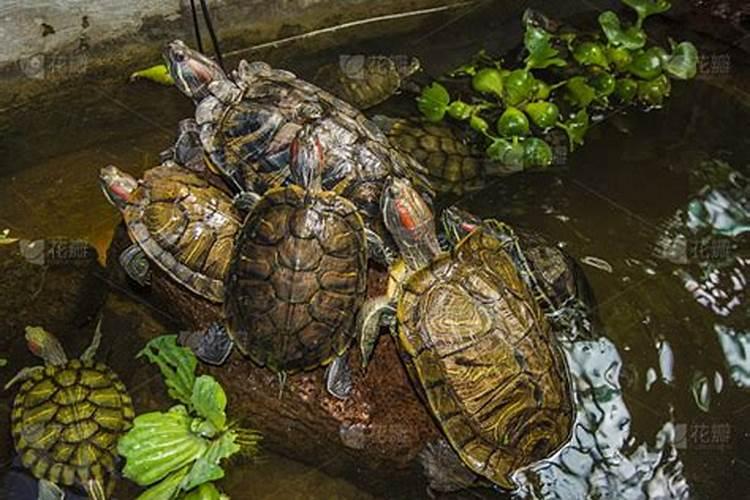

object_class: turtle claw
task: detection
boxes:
[119,244,151,287]
[232,191,261,213]
[179,323,233,365]
[325,353,353,400]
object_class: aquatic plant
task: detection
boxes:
[118,335,261,500]
[0,358,6,367]
[130,64,175,86]
[417,0,698,169]
[0,228,18,245]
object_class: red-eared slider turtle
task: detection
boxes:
[164,40,431,237]
[184,128,385,399]
[313,55,421,109]
[357,178,573,489]
[5,325,134,500]
[100,162,242,303]
[441,206,599,339]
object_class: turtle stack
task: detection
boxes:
[97,41,599,493]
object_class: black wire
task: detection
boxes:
[189,0,204,53]
[199,0,226,71]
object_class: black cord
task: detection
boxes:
[189,0,204,53]
[199,0,226,71]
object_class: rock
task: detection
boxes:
[106,224,489,499]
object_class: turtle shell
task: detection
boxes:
[10,358,134,495]
[396,228,573,489]
[123,163,241,302]
[382,118,488,196]
[224,184,368,373]
[313,56,413,110]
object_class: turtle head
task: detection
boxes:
[99,165,138,211]
[381,177,440,270]
[25,326,67,365]
[441,206,482,245]
[165,40,227,102]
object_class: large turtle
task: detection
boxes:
[441,206,599,339]
[5,325,134,500]
[185,127,383,399]
[100,162,242,303]
[357,178,574,489]
[164,40,431,239]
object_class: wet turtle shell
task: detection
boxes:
[396,228,573,489]
[10,359,134,496]
[122,163,241,302]
[224,184,368,373]
[313,55,421,109]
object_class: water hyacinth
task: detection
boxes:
[416,0,697,169]
[118,336,261,499]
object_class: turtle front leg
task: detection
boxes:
[4,366,44,390]
[232,191,262,213]
[357,296,396,368]
[179,323,234,365]
[325,351,354,400]
[37,479,65,500]
[80,318,103,363]
[119,244,151,287]
[364,228,396,266]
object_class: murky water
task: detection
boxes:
[1,0,749,498]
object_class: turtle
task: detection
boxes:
[164,40,432,237]
[312,54,421,110]
[5,325,134,500]
[440,206,600,340]
[184,127,384,399]
[357,177,574,489]
[100,162,242,303]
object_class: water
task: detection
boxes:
[1,0,749,498]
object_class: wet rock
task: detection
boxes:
[106,224,448,498]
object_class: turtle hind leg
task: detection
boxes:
[37,479,64,500]
[4,366,44,390]
[179,323,234,365]
[357,296,395,368]
[325,351,354,400]
[119,244,151,287]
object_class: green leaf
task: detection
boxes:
[524,101,560,129]
[559,109,590,150]
[573,42,609,68]
[472,68,505,97]
[524,25,567,69]
[469,114,489,134]
[607,46,634,72]
[663,41,698,80]
[622,0,671,26]
[486,138,524,169]
[614,78,639,103]
[627,47,665,80]
[503,69,537,106]
[417,83,450,122]
[138,335,197,405]
[589,72,617,97]
[118,406,209,486]
[565,77,596,108]
[523,138,554,167]
[496,107,530,137]
[182,457,225,492]
[637,74,671,106]
[598,11,646,49]
[183,483,224,500]
[0,358,6,367]
[447,101,473,120]
[130,64,176,86]
[136,465,190,500]
[191,375,228,433]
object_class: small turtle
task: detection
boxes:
[185,127,385,399]
[164,40,431,234]
[357,178,573,489]
[100,162,242,303]
[5,325,134,500]
[313,55,421,109]
[441,206,599,339]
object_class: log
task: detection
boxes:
[105,224,500,499]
